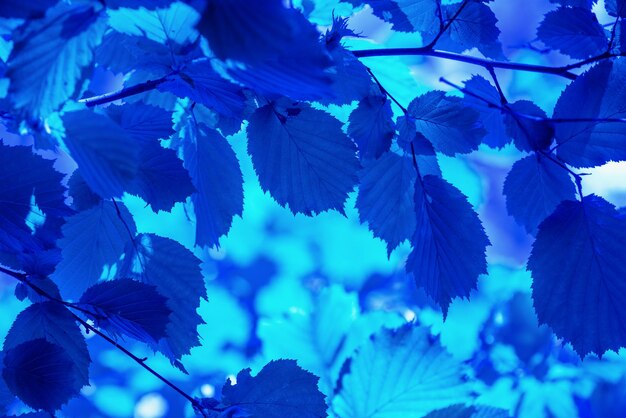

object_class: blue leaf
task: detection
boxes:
[463,75,509,149]
[2,339,78,413]
[79,279,172,345]
[356,152,417,255]
[0,0,58,18]
[247,102,360,215]
[258,285,404,395]
[503,155,576,234]
[67,171,101,211]
[396,116,443,177]
[551,0,597,8]
[332,324,473,417]
[606,0,626,17]
[51,201,136,300]
[322,48,373,105]
[63,110,140,199]
[348,95,395,159]
[0,353,13,415]
[118,233,206,369]
[436,1,505,59]
[182,124,243,247]
[4,302,90,394]
[0,143,71,267]
[343,0,438,34]
[157,60,246,120]
[406,175,489,316]
[95,32,172,76]
[553,59,626,168]
[537,7,607,59]
[408,91,485,155]
[218,359,327,418]
[504,100,553,152]
[424,405,511,418]
[7,4,105,118]
[198,0,334,99]
[108,102,174,143]
[528,195,626,356]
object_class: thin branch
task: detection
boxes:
[425,0,470,49]
[78,76,170,107]
[486,66,507,104]
[365,67,408,114]
[0,264,209,417]
[351,48,624,80]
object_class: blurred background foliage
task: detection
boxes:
[2,0,626,417]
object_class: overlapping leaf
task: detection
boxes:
[347,94,395,160]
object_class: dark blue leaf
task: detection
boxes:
[2,339,77,413]
[158,61,246,120]
[63,110,140,199]
[7,4,105,118]
[553,59,626,168]
[182,124,243,247]
[408,91,485,155]
[51,201,136,300]
[406,175,490,316]
[436,1,505,59]
[218,359,327,418]
[0,144,71,267]
[0,353,13,414]
[4,302,90,394]
[79,279,172,345]
[332,324,472,417]
[67,171,101,211]
[348,95,395,160]
[0,0,58,18]
[503,154,576,234]
[356,152,417,255]
[118,233,206,369]
[463,75,509,149]
[606,0,626,17]
[528,195,626,356]
[395,116,443,177]
[504,100,553,152]
[322,48,373,105]
[247,102,360,215]
[537,7,607,59]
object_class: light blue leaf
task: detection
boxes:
[51,201,136,300]
[503,154,576,234]
[356,152,417,255]
[528,195,626,356]
[247,102,360,215]
[408,91,485,156]
[63,110,140,199]
[7,4,105,118]
[553,59,626,167]
[406,175,489,316]
[332,324,473,418]
[183,124,243,247]
[537,7,607,59]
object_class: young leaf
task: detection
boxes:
[408,91,485,155]
[183,125,243,247]
[606,0,626,17]
[356,152,417,255]
[7,4,105,118]
[247,102,360,215]
[332,324,473,418]
[4,302,90,394]
[537,7,608,59]
[63,110,140,199]
[436,1,505,59]
[504,100,553,152]
[51,201,136,300]
[528,195,626,356]
[79,279,172,345]
[347,95,395,160]
[463,76,509,149]
[503,155,576,234]
[2,339,77,413]
[553,59,626,168]
[217,360,327,418]
[118,233,206,368]
[406,175,490,316]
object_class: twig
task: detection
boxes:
[78,76,170,107]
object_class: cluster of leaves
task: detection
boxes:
[0,0,626,416]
